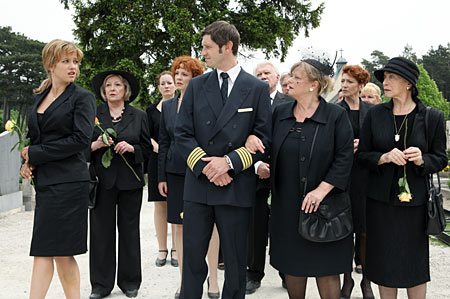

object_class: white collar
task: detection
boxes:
[217,63,241,83]
[270,90,278,100]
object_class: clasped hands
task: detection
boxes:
[202,156,232,187]
[381,146,424,166]
[93,135,134,154]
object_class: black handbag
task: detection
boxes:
[298,124,353,243]
[426,173,445,235]
[88,163,98,210]
[424,107,446,235]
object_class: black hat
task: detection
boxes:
[91,70,140,102]
[374,57,419,87]
[303,58,334,77]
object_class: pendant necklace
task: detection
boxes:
[393,114,408,142]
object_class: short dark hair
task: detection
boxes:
[201,21,240,56]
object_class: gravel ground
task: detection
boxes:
[1,187,449,299]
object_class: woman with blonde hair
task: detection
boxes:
[146,71,178,267]
[361,82,382,105]
[20,39,96,299]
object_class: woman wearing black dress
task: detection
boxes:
[89,70,152,299]
[247,59,354,298]
[337,65,374,299]
[20,39,96,299]
[146,71,178,267]
[357,57,447,299]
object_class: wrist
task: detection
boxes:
[224,155,232,170]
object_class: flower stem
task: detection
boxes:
[119,153,141,182]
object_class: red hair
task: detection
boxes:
[171,56,205,78]
[343,65,370,85]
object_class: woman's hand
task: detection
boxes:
[21,146,29,163]
[158,182,168,197]
[151,139,159,153]
[245,134,264,154]
[114,141,134,155]
[353,139,359,153]
[379,148,407,166]
[91,135,113,151]
[20,163,35,179]
[404,146,424,166]
[257,162,270,179]
[302,188,327,214]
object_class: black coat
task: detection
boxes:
[158,96,187,181]
[175,68,272,207]
[28,83,96,186]
[357,99,447,206]
[271,98,354,198]
[91,103,152,190]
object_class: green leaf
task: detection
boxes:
[101,133,109,145]
[10,141,20,152]
[101,148,113,168]
[106,128,117,138]
[398,177,405,187]
[405,181,411,194]
[24,138,31,147]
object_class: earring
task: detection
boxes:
[406,86,410,90]
[309,87,314,92]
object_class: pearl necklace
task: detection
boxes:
[111,106,125,121]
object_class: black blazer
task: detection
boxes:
[271,98,354,199]
[158,96,187,181]
[357,99,447,206]
[337,98,373,131]
[91,103,152,190]
[272,91,294,112]
[27,83,96,186]
[175,68,272,207]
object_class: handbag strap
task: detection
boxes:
[424,106,441,195]
[302,123,320,198]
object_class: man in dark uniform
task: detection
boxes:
[246,61,293,294]
[175,21,272,299]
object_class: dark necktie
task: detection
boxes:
[220,72,229,105]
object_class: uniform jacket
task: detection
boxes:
[91,103,152,190]
[27,83,96,186]
[158,96,187,181]
[175,68,272,207]
[357,99,447,206]
[271,98,354,199]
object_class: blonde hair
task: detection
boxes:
[100,74,132,102]
[361,82,381,99]
[291,61,334,95]
[33,39,83,94]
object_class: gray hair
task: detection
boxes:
[254,61,279,76]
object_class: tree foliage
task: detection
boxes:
[422,43,450,101]
[0,27,46,132]
[416,63,449,119]
[361,50,389,91]
[59,0,324,107]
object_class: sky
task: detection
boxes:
[1,0,449,76]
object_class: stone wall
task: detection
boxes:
[0,131,23,215]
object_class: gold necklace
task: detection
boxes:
[394,114,408,142]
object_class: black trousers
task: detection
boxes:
[89,183,143,295]
[247,188,285,283]
[181,201,251,299]
[246,188,270,281]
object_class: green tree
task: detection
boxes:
[401,44,419,63]
[60,0,325,107]
[422,43,450,101]
[361,50,390,90]
[0,27,46,132]
[416,63,449,119]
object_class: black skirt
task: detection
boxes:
[147,153,166,202]
[30,181,88,256]
[166,173,185,224]
[365,197,430,288]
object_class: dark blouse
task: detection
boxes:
[146,103,161,142]
[349,110,360,139]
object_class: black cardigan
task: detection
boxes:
[357,98,447,206]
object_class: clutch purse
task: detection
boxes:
[426,173,445,236]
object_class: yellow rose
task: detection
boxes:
[180,212,184,219]
[398,192,412,203]
[4,120,15,132]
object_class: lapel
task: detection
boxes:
[116,104,135,136]
[29,89,50,143]
[408,100,426,148]
[272,92,282,111]
[380,100,397,150]
[42,83,76,120]
[209,69,251,139]
[97,104,114,130]
[359,100,373,129]
[204,70,223,119]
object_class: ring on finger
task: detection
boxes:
[311,201,315,206]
